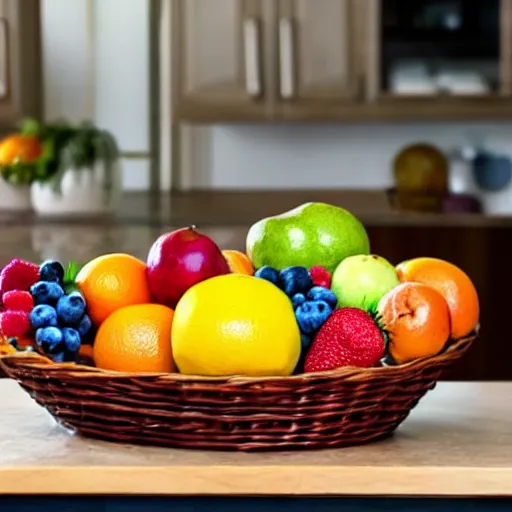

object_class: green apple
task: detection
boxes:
[246,202,370,274]
[331,254,399,311]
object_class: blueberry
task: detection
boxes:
[291,293,306,309]
[29,304,58,329]
[295,300,333,334]
[278,266,313,297]
[51,352,66,363]
[35,326,63,354]
[62,327,81,354]
[301,333,313,351]
[77,314,92,337]
[254,266,279,285]
[30,281,64,305]
[307,286,338,308]
[56,292,86,325]
[39,260,65,283]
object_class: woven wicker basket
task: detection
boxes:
[0,333,475,452]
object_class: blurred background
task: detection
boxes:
[0,0,510,380]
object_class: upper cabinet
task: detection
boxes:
[0,0,42,131]
[276,0,359,120]
[171,0,512,122]
[172,0,275,121]
[360,0,512,119]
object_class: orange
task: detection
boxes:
[94,304,175,373]
[0,134,42,165]
[396,257,479,339]
[78,344,94,365]
[378,282,451,364]
[222,250,254,275]
[75,253,152,326]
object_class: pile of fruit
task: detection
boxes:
[0,202,479,377]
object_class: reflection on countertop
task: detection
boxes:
[0,190,512,229]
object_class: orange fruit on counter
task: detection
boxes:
[75,253,152,326]
[378,282,451,364]
[94,304,175,373]
[0,134,42,165]
[222,250,254,275]
[396,257,479,339]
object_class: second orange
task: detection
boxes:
[396,257,479,339]
[75,253,152,326]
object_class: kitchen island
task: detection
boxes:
[0,379,511,510]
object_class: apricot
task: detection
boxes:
[378,282,451,364]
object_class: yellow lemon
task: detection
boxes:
[171,274,301,377]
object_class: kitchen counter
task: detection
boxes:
[2,191,512,228]
[1,379,511,498]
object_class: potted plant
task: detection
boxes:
[0,131,44,211]
[25,119,122,217]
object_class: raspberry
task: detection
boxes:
[0,259,39,293]
[2,290,34,312]
[0,310,30,338]
[309,266,332,289]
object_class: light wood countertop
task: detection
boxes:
[0,380,511,497]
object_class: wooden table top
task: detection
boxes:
[1,380,511,497]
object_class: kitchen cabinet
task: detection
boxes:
[276,0,359,120]
[171,0,512,122]
[171,0,275,122]
[359,0,512,119]
[0,0,42,132]
[171,0,358,122]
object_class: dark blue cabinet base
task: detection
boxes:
[1,497,511,512]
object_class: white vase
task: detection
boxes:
[0,180,32,211]
[31,162,122,217]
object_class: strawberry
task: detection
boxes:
[0,259,39,293]
[0,310,30,338]
[304,307,385,373]
[2,290,34,312]
[309,266,331,289]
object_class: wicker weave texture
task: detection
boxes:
[0,335,475,451]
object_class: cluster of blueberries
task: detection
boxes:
[28,261,92,362]
[254,265,337,351]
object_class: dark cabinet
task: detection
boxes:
[365,224,500,381]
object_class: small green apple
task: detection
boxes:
[331,254,399,311]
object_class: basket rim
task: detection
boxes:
[0,330,477,384]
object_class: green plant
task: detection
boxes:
[19,118,76,185]
[0,160,39,185]
[0,118,120,195]
[51,120,120,198]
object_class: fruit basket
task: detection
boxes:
[0,333,475,451]
[0,202,480,451]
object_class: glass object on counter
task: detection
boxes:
[390,143,449,212]
[394,143,449,192]
[380,0,500,96]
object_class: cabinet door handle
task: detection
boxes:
[279,17,295,99]
[0,19,8,99]
[243,18,262,98]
